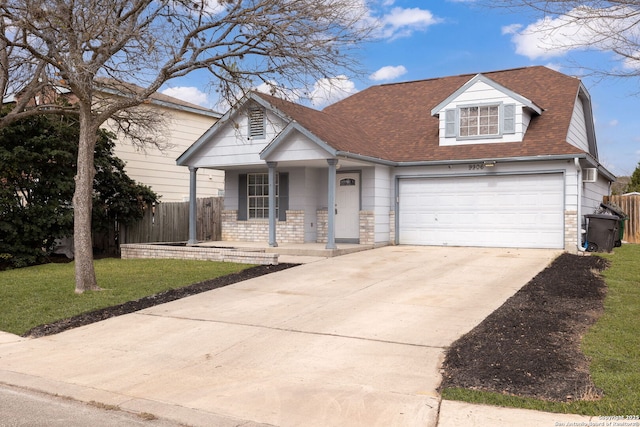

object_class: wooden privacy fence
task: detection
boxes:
[119,197,223,244]
[603,194,640,244]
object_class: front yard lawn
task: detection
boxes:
[0,258,255,336]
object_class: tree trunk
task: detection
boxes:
[73,106,100,293]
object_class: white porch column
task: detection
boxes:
[187,166,198,245]
[268,161,278,247]
[326,158,338,249]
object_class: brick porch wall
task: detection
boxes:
[359,211,374,245]
[120,244,278,265]
[221,210,305,243]
[315,209,375,244]
[565,210,578,252]
[389,210,396,244]
[316,209,327,243]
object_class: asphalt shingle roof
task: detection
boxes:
[254,66,588,163]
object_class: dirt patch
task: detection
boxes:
[24,263,298,338]
[440,253,609,402]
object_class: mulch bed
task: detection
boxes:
[440,252,609,402]
[23,263,298,338]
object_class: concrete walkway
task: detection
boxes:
[0,246,586,426]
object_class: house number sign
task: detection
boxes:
[468,163,485,170]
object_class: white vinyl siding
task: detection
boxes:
[437,79,528,146]
[566,96,590,153]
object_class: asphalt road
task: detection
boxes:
[0,384,181,427]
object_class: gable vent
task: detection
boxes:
[583,168,597,183]
[248,107,265,139]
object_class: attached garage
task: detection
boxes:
[398,173,565,249]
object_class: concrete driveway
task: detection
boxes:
[0,246,558,427]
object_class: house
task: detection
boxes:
[101,87,225,202]
[6,82,225,203]
[177,66,615,252]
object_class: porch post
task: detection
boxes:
[187,166,198,245]
[268,161,278,247]
[326,158,338,249]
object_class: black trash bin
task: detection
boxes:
[600,203,627,247]
[585,214,620,253]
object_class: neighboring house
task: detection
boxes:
[6,83,225,203]
[177,66,615,252]
[108,91,224,202]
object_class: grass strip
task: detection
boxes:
[0,258,252,336]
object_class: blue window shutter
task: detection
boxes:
[445,109,456,137]
[278,173,289,221]
[503,104,515,134]
[238,174,247,221]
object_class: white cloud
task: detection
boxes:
[622,52,640,70]
[369,65,407,81]
[505,6,640,61]
[161,86,209,106]
[544,62,563,72]
[501,24,522,35]
[309,76,358,107]
[254,81,301,102]
[377,7,441,40]
[609,119,619,127]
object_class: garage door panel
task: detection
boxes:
[398,174,564,248]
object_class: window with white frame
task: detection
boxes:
[247,173,278,219]
[444,103,516,141]
[459,105,499,137]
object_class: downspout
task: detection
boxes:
[187,166,198,245]
[574,158,586,252]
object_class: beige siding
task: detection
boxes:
[110,106,223,202]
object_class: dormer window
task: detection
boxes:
[459,105,499,137]
[248,107,265,139]
[445,103,515,140]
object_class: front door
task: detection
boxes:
[335,172,360,242]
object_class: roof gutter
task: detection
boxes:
[98,86,221,118]
[392,153,589,168]
[335,151,396,166]
[580,153,617,182]
[332,152,620,176]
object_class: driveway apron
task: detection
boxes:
[0,246,557,427]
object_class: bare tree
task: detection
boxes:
[0,0,374,293]
[489,0,640,78]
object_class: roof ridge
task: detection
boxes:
[376,65,549,88]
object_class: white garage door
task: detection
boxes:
[398,174,564,248]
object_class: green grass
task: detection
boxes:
[442,244,640,415]
[0,259,254,336]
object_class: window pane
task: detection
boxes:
[247,172,280,219]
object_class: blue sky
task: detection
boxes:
[161,1,640,177]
